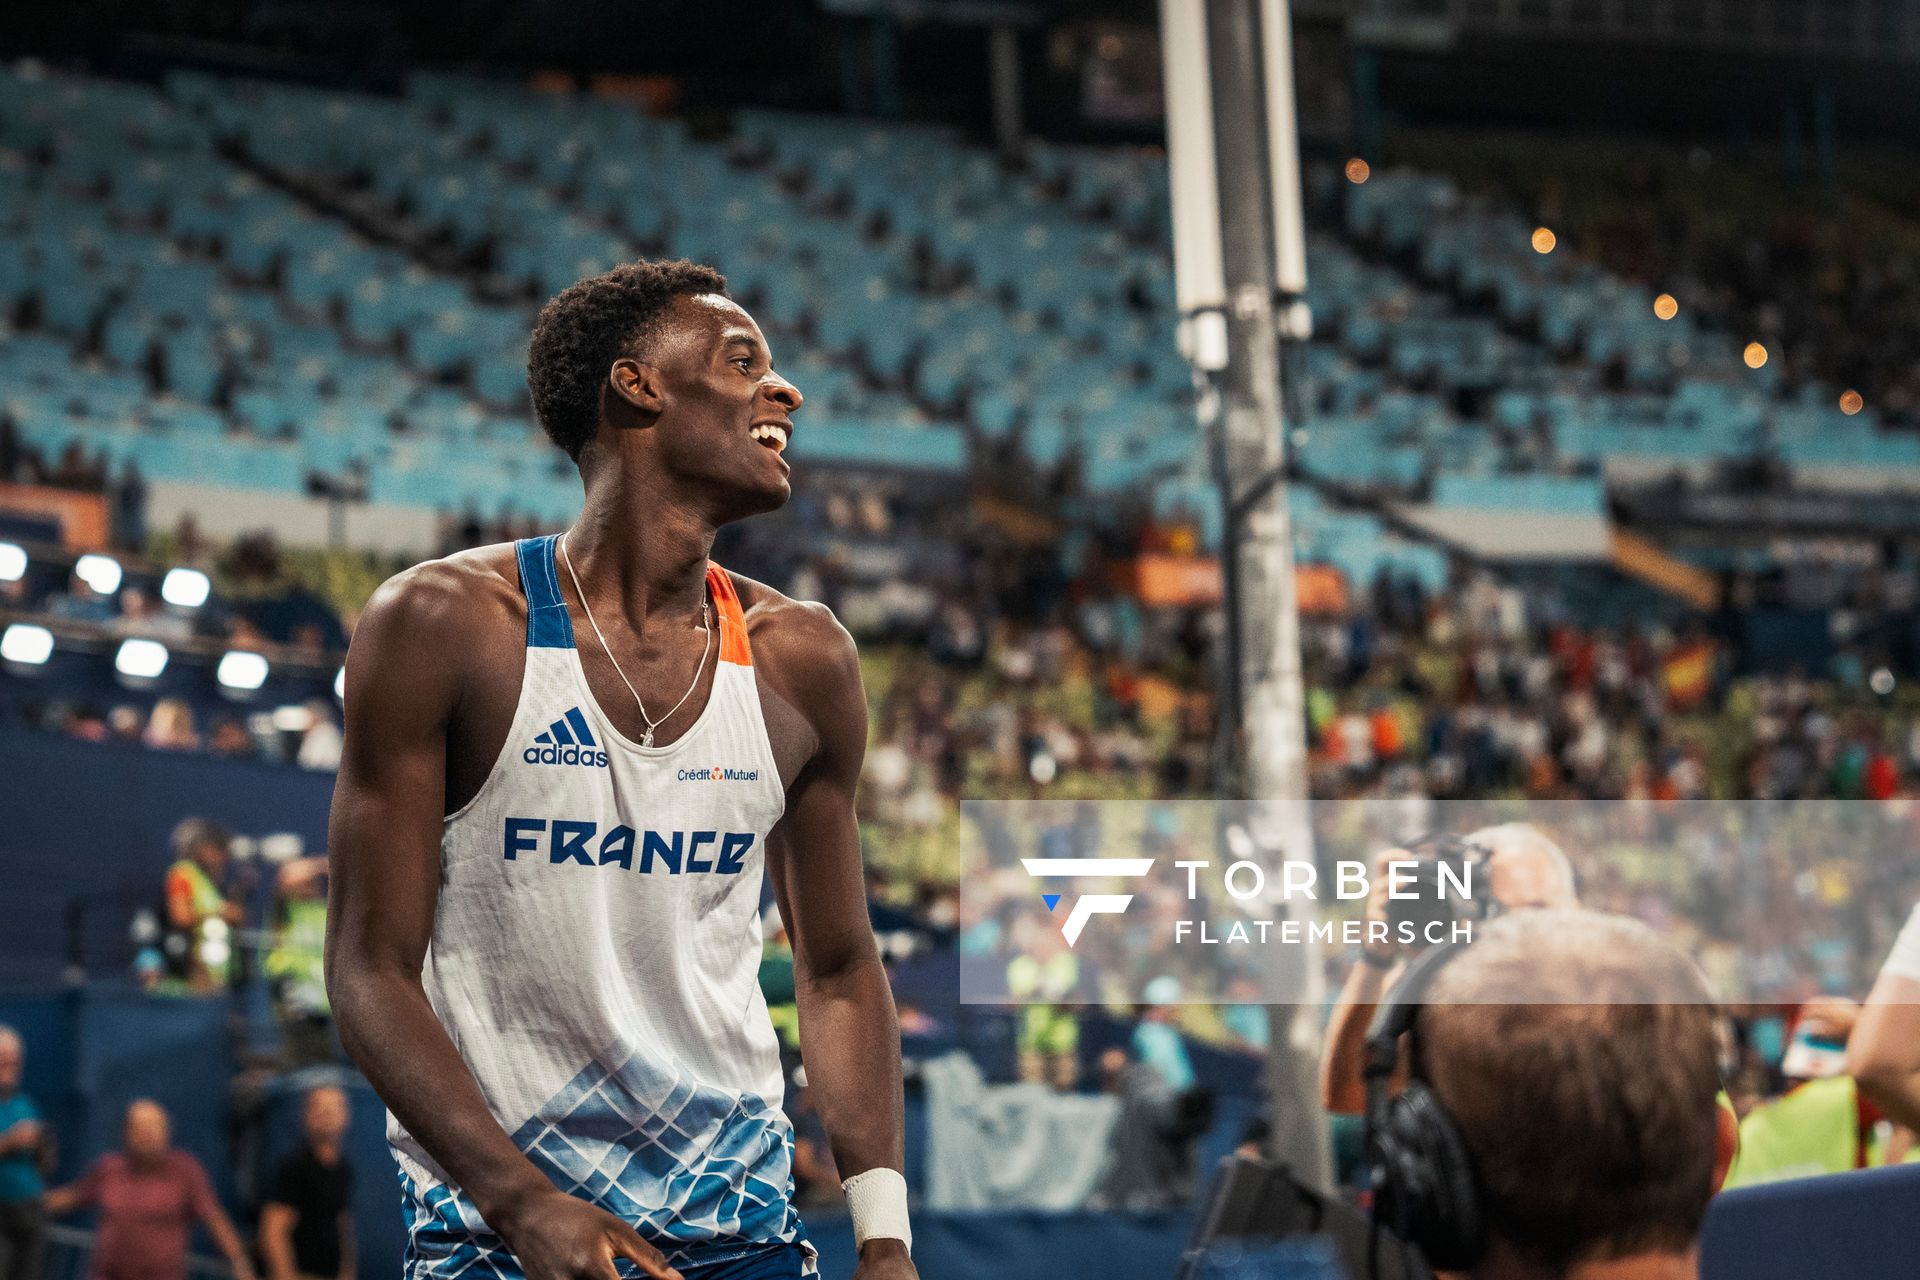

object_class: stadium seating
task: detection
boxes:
[8,63,1920,599]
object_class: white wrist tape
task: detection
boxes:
[842,1167,911,1254]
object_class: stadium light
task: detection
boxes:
[1,623,54,666]
[161,567,212,608]
[1159,0,1228,372]
[0,543,25,582]
[75,554,123,596]
[115,637,169,680]
[334,665,347,700]
[272,704,313,732]
[217,650,270,692]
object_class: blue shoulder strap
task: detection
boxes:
[515,535,575,649]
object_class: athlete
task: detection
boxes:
[325,260,914,1280]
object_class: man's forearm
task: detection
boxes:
[1320,960,1393,1115]
[332,963,554,1225]
[259,1214,297,1280]
[794,953,904,1177]
[1858,1071,1920,1132]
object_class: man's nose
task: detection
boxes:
[764,375,802,414]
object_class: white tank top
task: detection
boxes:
[389,534,807,1271]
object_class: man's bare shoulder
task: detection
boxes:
[355,543,525,651]
[727,572,861,700]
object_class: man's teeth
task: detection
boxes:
[749,425,788,453]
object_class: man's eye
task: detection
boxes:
[735,358,755,373]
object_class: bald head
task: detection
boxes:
[304,1085,350,1145]
[1417,912,1720,1277]
[124,1098,172,1162]
[1467,823,1577,912]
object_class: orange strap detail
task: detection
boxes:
[706,563,753,666]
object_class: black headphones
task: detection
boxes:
[1361,939,1487,1276]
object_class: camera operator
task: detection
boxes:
[1385,911,1736,1280]
[1321,825,1578,1116]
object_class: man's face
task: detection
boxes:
[124,1101,170,1160]
[637,295,802,519]
[304,1086,350,1144]
[0,1038,21,1092]
[194,838,229,877]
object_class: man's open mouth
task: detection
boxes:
[750,422,790,454]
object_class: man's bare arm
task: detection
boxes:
[325,563,678,1280]
[258,1203,299,1280]
[1321,961,1394,1115]
[1848,973,1920,1131]
[761,605,912,1277]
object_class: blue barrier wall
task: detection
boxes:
[0,987,232,1196]
[0,728,336,986]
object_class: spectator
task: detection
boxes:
[1132,980,1196,1094]
[162,819,241,993]
[263,860,332,1065]
[43,570,114,625]
[143,700,201,753]
[257,1087,353,1280]
[1723,996,1906,1186]
[0,1026,46,1280]
[45,1102,253,1280]
[109,590,191,643]
[1389,911,1733,1279]
[293,703,341,772]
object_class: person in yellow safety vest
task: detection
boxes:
[1008,929,1080,1090]
[1724,996,1920,1188]
[162,818,242,994]
[265,856,335,1063]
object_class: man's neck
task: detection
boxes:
[1466,1247,1699,1280]
[567,474,717,628]
[1565,1252,1697,1280]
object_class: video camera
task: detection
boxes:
[1385,833,1500,941]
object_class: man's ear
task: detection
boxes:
[1712,1093,1740,1192]
[608,357,665,416]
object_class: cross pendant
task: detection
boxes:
[641,728,655,748]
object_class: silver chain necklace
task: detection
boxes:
[558,532,712,748]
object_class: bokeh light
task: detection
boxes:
[1839,390,1864,415]
[1344,157,1370,184]
[1653,293,1679,320]
[1531,226,1557,254]
[1742,342,1769,369]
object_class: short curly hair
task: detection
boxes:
[526,258,730,459]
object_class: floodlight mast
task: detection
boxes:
[1159,0,1329,1188]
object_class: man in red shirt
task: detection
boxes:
[45,1100,254,1280]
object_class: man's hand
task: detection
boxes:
[492,1190,683,1280]
[852,1238,916,1280]
[1362,848,1409,965]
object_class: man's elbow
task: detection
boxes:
[1847,1038,1917,1096]
[797,937,886,995]
[326,955,418,1043]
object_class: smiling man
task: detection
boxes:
[326,260,912,1280]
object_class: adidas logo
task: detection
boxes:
[523,707,611,767]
